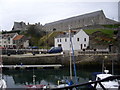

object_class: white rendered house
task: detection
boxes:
[54,29,89,51]
[0,33,18,48]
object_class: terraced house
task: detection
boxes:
[13,35,29,49]
[0,33,29,49]
[0,33,18,48]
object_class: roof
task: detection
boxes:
[2,33,18,39]
[13,35,24,40]
[56,30,78,38]
[55,29,84,38]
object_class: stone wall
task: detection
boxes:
[2,54,120,68]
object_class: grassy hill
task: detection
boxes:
[20,24,119,49]
[39,24,119,49]
[84,29,114,37]
[39,31,62,48]
[38,29,116,49]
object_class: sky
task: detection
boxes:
[0,0,119,31]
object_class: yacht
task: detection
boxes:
[0,78,7,88]
[0,65,7,89]
[89,70,119,90]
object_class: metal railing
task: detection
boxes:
[51,75,120,90]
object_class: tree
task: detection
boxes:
[26,25,46,46]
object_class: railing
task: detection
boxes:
[51,75,120,90]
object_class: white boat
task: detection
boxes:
[0,64,7,89]
[89,70,119,90]
[0,78,7,88]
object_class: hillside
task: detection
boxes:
[39,24,120,50]
[39,31,63,48]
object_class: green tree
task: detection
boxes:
[26,25,46,46]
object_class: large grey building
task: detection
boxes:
[118,1,120,22]
[44,10,118,32]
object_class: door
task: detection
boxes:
[81,44,82,50]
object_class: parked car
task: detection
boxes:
[47,47,63,53]
[32,46,39,49]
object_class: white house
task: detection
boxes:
[0,33,18,48]
[0,33,29,49]
[54,29,89,51]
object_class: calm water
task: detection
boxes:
[2,66,120,88]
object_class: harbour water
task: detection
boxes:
[3,66,120,88]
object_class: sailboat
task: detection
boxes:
[0,55,7,88]
[43,26,78,89]
[56,26,78,88]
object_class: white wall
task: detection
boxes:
[55,29,89,51]
[23,40,29,48]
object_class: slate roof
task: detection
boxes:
[56,30,79,38]
[2,33,17,39]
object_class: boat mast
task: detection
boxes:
[69,26,78,84]
[69,25,73,80]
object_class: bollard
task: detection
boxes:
[33,53,35,56]
[7,53,11,56]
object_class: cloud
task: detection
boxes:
[0,0,119,30]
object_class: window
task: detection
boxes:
[60,39,61,42]
[8,37,10,41]
[57,39,59,42]
[81,44,83,49]
[77,38,79,41]
[84,44,86,47]
[65,38,67,42]
[84,38,86,41]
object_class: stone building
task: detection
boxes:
[118,1,120,22]
[44,10,118,32]
[12,21,27,31]
[12,22,43,31]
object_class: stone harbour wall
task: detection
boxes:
[2,54,120,68]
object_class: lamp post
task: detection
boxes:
[102,56,107,73]
[112,58,114,75]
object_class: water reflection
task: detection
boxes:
[3,67,120,88]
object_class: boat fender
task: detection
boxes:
[57,80,60,85]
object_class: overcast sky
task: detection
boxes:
[0,0,119,31]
